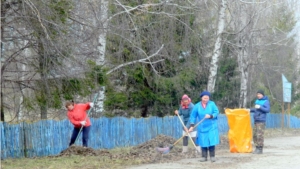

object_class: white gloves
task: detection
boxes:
[255,105,260,109]
[174,110,179,115]
[80,121,86,126]
[89,103,94,108]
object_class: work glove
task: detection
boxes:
[80,121,86,126]
[174,110,179,115]
[255,105,260,109]
[188,127,194,132]
[205,114,213,119]
[89,103,94,108]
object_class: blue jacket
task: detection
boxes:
[250,96,270,122]
[178,103,194,128]
[190,100,220,147]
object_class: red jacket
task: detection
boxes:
[67,103,92,128]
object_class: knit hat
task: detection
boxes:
[200,91,211,98]
[257,89,264,96]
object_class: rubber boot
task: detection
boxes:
[253,146,263,154]
[182,146,188,153]
[209,147,216,162]
[199,148,208,162]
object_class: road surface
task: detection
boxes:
[128,136,300,169]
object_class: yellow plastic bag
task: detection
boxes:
[224,108,253,153]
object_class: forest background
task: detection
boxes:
[1,0,300,122]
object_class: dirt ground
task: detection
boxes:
[54,128,300,169]
[127,129,300,169]
[57,135,204,163]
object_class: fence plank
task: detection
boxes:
[0,122,6,159]
[3,123,25,158]
[1,113,300,159]
[218,115,229,135]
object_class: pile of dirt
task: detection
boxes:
[110,134,195,163]
[56,134,230,164]
[58,145,99,157]
[132,135,177,150]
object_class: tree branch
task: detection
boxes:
[106,44,164,75]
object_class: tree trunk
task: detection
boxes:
[17,39,30,121]
[238,48,249,108]
[95,0,108,116]
[1,0,6,122]
[39,75,48,119]
[96,0,108,66]
[40,103,47,119]
[0,91,4,121]
[38,42,48,119]
[207,0,227,92]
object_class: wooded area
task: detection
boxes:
[1,0,300,122]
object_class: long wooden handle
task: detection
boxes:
[177,114,197,149]
[172,117,205,146]
[74,93,99,144]
[172,134,186,146]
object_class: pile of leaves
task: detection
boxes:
[57,134,229,163]
[57,146,110,157]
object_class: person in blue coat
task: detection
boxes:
[250,89,270,154]
[174,94,196,153]
[188,91,219,162]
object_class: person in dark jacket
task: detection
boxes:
[250,89,270,154]
[174,94,196,153]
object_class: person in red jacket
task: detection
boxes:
[65,101,94,147]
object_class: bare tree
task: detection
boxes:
[1,0,98,121]
[225,0,297,108]
[207,0,227,93]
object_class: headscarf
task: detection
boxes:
[181,94,191,109]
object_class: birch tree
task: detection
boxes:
[229,1,258,108]
[225,0,297,108]
[207,0,227,93]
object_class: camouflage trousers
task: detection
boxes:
[253,122,265,147]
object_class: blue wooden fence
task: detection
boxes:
[1,113,300,159]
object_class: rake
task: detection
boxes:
[156,117,205,154]
[176,114,199,152]
[74,93,99,144]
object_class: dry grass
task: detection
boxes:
[1,147,143,169]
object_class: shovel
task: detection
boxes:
[156,117,205,154]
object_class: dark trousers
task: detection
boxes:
[183,136,197,146]
[201,146,215,157]
[69,126,91,147]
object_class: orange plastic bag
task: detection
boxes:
[224,108,253,153]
